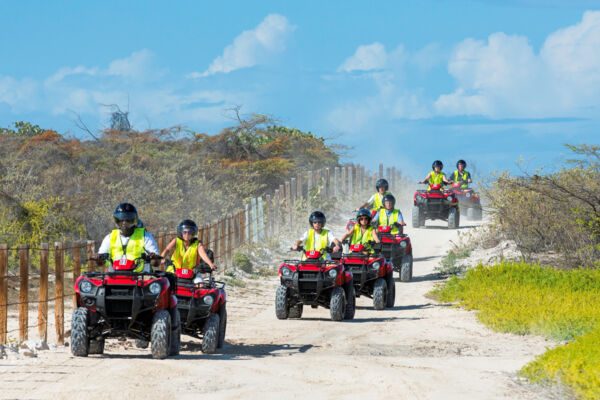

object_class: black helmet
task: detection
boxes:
[382,194,396,208]
[113,202,138,223]
[457,159,467,168]
[432,160,443,170]
[356,208,372,222]
[177,219,198,238]
[375,178,389,190]
[309,211,326,225]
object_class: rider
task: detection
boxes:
[452,160,472,188]
[356,178,392,212]
[341,208,380,254]
[95,202,160,272]
[160,219,216,272]
[419,160,450,190]
[293,211,341,260]
[373,194,406,234]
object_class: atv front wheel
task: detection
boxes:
[288,304,303,319]
[169,308,181,356]
[412,206,422,228]
[217,305,227,349]
[151,310,171,359]
[373,278,387,310]
[329,286,346,321]
[344,282,356,320]
[71,307,89,357]
[89,338,104,355]
[275,285,289,320]
[400,253,413,282]
[448,207,459,229]
[202,313,220,354]
[386,272,396,308]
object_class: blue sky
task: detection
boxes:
[1,0,599,178]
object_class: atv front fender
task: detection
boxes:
[344,271,353,284]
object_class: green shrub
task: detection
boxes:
[233,252,253,273]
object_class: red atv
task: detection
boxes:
[276,246,355,321]
[339,243,395,310]
[377,225,413,281]
[448,182,483,221]
[71,254,180,359]
[413,183,460,228]
[172,262,227,354]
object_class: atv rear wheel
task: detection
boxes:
[71,307,89,357]
[412,206,422,228]
[386,272,396,308]
[151,310,171,360]
[288,304,303,319]
[202,313,220,354]
[448,207,459,229]
[89,338,104,355]
[329,286,346,321]
[135,339,149,349]
[344,282,356,320]
[275,285,289,320]
[373,278,387,310]
[217,305,227,349]
[400,253,413,282]
[169,308,181,356]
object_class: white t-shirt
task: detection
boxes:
[97,231,159,255]
[299,229,336,248]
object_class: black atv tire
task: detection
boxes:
[169,308,181,356]
[329,286,346,321]
[448,207,459,229]
[151,310,171,360]
[70,307,89,357]
[275,285,289,320]
[217,305,227,349]
[88,338,104,355]
[466,207,475,220]
[400,253,413,282]
[135,339,149,349]
[386,272,396,308]
[202,312,220,354]
[343,282,356,320]
[412,206,422,228]
[288,303,303,319]
[473,206,483,221]
[373,278,387,310]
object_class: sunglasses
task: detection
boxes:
[182,230,195,235]
[358,217,370,221]
[116,219,136,225]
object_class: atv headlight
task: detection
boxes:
[371,262,381,270]
[399,241,407,248]
[148,282,161,295]
[193,275,204,285]
[466,192,471,198]
[203,295,214,306]
[328,269,338,278]
[281,266,291,277]
[79,280,93,293]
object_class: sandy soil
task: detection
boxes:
[0,220,560,400]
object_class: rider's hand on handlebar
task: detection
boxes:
[333,245,341,253]
[292,243,298,251]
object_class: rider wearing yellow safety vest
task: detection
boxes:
[452,159,472,188]
[357,178,392,212]
[160,219,216,272]
[95,203,160,272]
[341,208,380,254]
[419,160,450,190]
[293,211,341,260]
[373,194,406,234]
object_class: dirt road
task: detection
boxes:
[1,221,558,400]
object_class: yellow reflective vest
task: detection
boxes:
[303,229,329,260]
[109,228,145,272]
[167,238,199,273]
[351,225,374,253]
[378,209,401,234]
[452,170,471,188]
[428,171,445,190]
[371,191,391,211]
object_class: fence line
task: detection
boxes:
[0,163,405,343]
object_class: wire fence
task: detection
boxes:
[0,163,405,344]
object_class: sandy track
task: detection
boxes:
[0,221,558,400]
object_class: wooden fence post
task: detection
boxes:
[0,244,8,344]
[257,197,265,241]
[265,195,272,235]
[158,232,166,254]
[334,167,340,198]
[324,168,330,197]
[72,241,81,308]
[55,242,64,345]
[251,198,259,242]
[227,214,233,268]
[220,218,226,268]
[87,240,96,272]
[348,166,353,196]
[202,224,210,250]
[273,190,280,234]
[245,204,251,243]
[341,166,346,196]
[307,171,313,193]
[19,244,29,342]
[391,166,396,191]
[39,243,49,342]
[379,163,384,178]
[296,173,303,200]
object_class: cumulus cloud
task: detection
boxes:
[435,11,600,118]
[191,14,295,78]
[338,42,388,72]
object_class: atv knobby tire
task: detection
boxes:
[169,308,181,356]
[71,307,89,357]
[400,253,413,282]
[202,312,220,354]
[88,338,105,355]
[329,286,346,321]
[288,303,303,319]
[135,339,149,349]
[275,285,289,320]
[448,207,459,229]
[412,206,422,228]
[386,272,396,308]
[373,278,387,310]
[218,305,227,349]
[151,310,171,360]
[344,282,356,320]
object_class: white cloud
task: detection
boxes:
[338,42,388,72]
[107,49,156,80]
[435,11,600,118]
[193,14,295,78]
